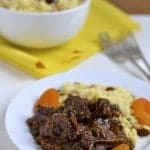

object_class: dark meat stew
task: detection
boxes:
[27,95,133,150]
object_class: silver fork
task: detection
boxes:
[99,33,150,81]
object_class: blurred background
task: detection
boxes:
[110,0,150,14]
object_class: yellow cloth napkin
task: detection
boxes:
[0,0,139,78]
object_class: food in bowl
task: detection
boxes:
[27,82,150,150]
[0,0,85,12]
[0,0,90,48]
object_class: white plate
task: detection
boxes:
[5,71,150,150]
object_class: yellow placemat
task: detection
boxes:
[0,0,139,78]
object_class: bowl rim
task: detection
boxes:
[0,0,90,16]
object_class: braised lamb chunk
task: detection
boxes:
[91,118,117,140]
[27,94,133,150]
[52,113,77,141]
[39,113,77,142]
[27,115,49,137]
[109,119,126,138]
[35,105,56,117]
[88,98,121,119]
[80,130,96,149]
[39,119,54,138]
[64,95,91,121]
[91,118,131,147]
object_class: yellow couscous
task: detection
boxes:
[59,82,139,145]
[0,0,84,12]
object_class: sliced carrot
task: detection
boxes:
[132,97,150,126]
[35,88,59,108]
[112,144,129,150]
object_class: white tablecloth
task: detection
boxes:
[0,15,150,150]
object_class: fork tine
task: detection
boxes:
[121,35,150,80]
[130,58,150,80]
[122,34,150,74]
[128,34,150,72]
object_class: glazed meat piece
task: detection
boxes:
[35,105,56,117]
[27,114,48,137]
[80,129,96,149]
[91,118,117,140]
[27,95,133,150]
[88,98,121,119]
[48,113,76,141]
[64,95,91,121]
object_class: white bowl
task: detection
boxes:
[0,0,90,48]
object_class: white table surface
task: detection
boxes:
[0,15,150,150]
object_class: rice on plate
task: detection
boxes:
[60,82,138,144]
